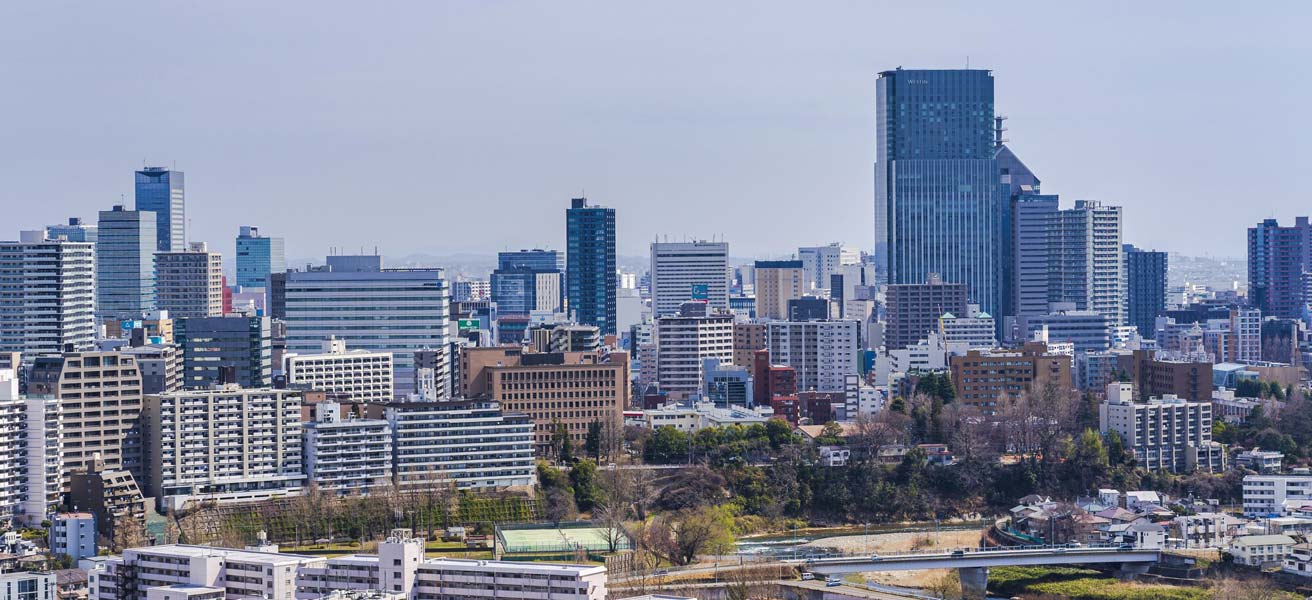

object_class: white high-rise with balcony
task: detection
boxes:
[0,231,96,355]
[302,400,392,495]
[284,337,394,402]
[143,386,304,510]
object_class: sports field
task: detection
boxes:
[498,525,631,553]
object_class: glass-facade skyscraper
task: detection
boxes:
[235,225,286,289]
[876,68,1003,315]
[492,249,563,316]
[46,218,97,243]
[566,198,617,335]
[96,205,157,322]
[1124,244,1168,338]
[135,166,185,252]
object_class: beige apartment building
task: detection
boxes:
[753,260,805,320]
[27,351,145,490]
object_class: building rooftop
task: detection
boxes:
[419,557,605,576]
[127,544,317,565]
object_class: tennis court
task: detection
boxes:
[497,524,631,553]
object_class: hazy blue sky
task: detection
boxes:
[2,2,1307,263]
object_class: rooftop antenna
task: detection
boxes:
[966,55,970,69]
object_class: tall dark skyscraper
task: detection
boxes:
[1124,244,1168,338]
[135,166,185,252]
[566,198,617,335]
[876,68,1004,315]
[1248,217,1312,319]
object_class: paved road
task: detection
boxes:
[610,578,924,600]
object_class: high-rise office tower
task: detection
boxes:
[0,232,96,355]
[175,314,273,389]
[998,144,1043,321]
[1124,244,1168,338]
[491,249,563,316]
[876,68,1002,314]
[1248,217,1312,319]
[284,256,449,397]
[1010,194,1059,319]
[797,243,859,292]
[566,198,617,335]
[134,167,185,252]
[96,205,157,323]
[235,225,286,289]
[649,241,729,317]
[155,242,224,319]
[753,260,805,320]
[46,218,97,243]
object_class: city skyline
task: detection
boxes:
[2,3,1307,260]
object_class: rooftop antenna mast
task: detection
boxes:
[994,116,1008,149]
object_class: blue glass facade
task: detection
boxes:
[96,205,157,321]
[1124,244,1168,338]
[566,198,617,335]
[235,225,286,288]
[493,249,564,316]
[876,68,1004,314]
[498,249,564,272]
[135,167,185,252]
[46,218,97,243]
[176,314,272,389]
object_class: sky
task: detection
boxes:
[2,2,1308,264]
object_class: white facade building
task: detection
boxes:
[89,544,324,600]
[0,232,96,355]
[766,320,860,392]
[1230,534,1295,567]
[90,533,607,600]
[23,395,61,525]
[654,303,734,397]
[1173,513,1231,549]
[1231,308,1262,363]
[639,402,772,433]
[1244,475,1312,517]
[303,401,393,495]
[297,530,423,599]
[284,261,449,398]
[284,337,394,402]
[0,370,24,524]
[649,241,729,317]
[937,307,997,348]
[380,399,534,490]
[143,386,305,510]
[1099,382,1225,474]
[0,572,56,600]
[798,243,859,292]
[414,558,606,600]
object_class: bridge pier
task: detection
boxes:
[1114,562,1151,581]
[958,566,989,600]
